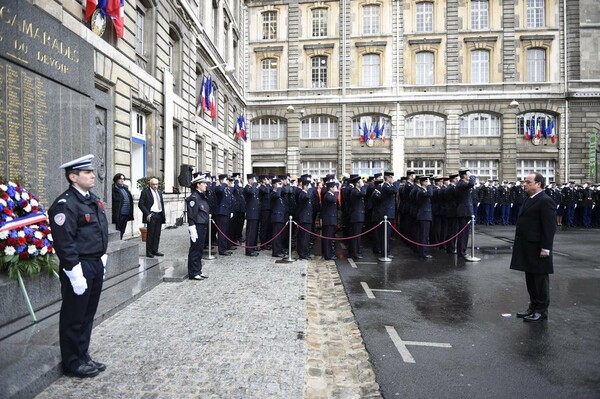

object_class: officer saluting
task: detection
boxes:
[49,154,109,378]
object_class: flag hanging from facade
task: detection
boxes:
[198,76,207,110]
[106,0,125,38]
[523,119,529,140]
[546,119,556,144]
[380,122,386,144]
[234,115,247,141]
[204,77,212,116]
[536,118,542,139]
[362,122,369,143]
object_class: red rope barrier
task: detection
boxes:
[294,220,382,241]
[211,219,289,249]
[388,220,471,247]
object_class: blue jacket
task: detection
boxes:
[243,183,260,220]
[320,190,338,226]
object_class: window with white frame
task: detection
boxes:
[262,11,277,40]
[362,5,380,35]
[261,58,278,90]
[405,114,445,137]
[352,160,389,176]
[460,113,500,136]
[416,52,434,85]
[406,160,444,176]
[301,160,337,179]
[135,7,145,54]
[527,48,546,82]
[471,49,490,83]
[526,0,545,28]
[517,159,555,181]
[516,112,556,140]
[312,8,327,37]
[311,56,328,88]
[301,116,338,139]
[195,139,203,172]
[352,115,390,139]
[460,159,499,180]
[362,54,380,86]
[416,2,434,33]
[251,117,287,140]
[471,0,489,31]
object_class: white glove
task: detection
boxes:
[188,226,198,242]
[64,264,87,295]
[230,212,234,218]
[101,254,108,280]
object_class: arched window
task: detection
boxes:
[362,54,381,86]
[262,11,277,40]
[405,114,445,137]
[527,48,546,82]
[416,2,433,33]
[516,112,557,142]
[168,26,182,94]
[301,115,338,139]
[311,56,328,88]
[352,115,390,139]
[471,0,489,30]
[251,117,287,140]
[362,4,380,35]
[261,58,278,90]
[471,49,489,83]
[460,113,500,136]
[416,52,434,85]
[312,8,328,37]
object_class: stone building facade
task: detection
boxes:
[22,0,248,237]
[245,0,600,183]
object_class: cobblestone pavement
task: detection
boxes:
[35,226,380,399]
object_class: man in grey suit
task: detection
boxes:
[510,172,557,322]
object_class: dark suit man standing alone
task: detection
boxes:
[138,178,165,258]
[510,172,557,322]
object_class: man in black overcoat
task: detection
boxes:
[510,172,557,322]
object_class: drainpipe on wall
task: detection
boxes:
[563,0,569,183]
[341,0,347,171]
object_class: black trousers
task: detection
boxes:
[115,214,129,239]
[418,220,431,257]
[146,213,162,254]
[297,222,311,258]
[271,222,284,256]
[349,222,363,258]
[259,211,271,244]
[321,224,335,259]
[456,216,471,257]
[245,219,259,255]
[525,272,550,314]
[445,217,458,252]
[216,214,231,254]
[59,258,104,371]
[188,224,207,277]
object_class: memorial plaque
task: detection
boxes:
[0,0,98,204]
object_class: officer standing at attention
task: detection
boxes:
[348,175,367,260]
[215,174,234,256]
[320,180,339,260]
[243,174,261,256]
[49,154,109,378]
[376,171,398,257]
[186,174,210,280]
[269,178,286,257]
[296,178,314,260]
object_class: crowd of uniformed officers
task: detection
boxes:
[184,168,496,264]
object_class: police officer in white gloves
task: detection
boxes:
[187,174,210,280]
[49,154,109,378]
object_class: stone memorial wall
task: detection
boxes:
[0,0,96,204]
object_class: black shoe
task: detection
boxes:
[324,256,337,260]
[354,255,364,259]
[272,253,285,257]
[189,275,204,280]
[246,252,260,256]
[152,252,164,256]
[422,254,433,259]
[523,312,548,322]
[87,360,106,372]
[219,252,232,256]
[146,253,154,258]
[516,309,534,318]
[63,363,100,378]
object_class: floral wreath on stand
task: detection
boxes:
[0,177,57,280]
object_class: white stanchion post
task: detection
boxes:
[206,214,215,260]
[378,216,392,262]
[465,216,481,262]
[282,217,295,263]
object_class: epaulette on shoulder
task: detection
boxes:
[56,193,70,204]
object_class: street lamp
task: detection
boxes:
[509,99,519,108]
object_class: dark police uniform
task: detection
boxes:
[187,188,209,278]
[243,177,260,256]
[269,182,286,257]
[320,185,338,260]
[49,185,108,376]
[348,182,367,259]
[455,172,476,257]
[215,177,234,255]
[296,185,314,259]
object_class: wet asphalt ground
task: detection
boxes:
[334,225,600,399]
